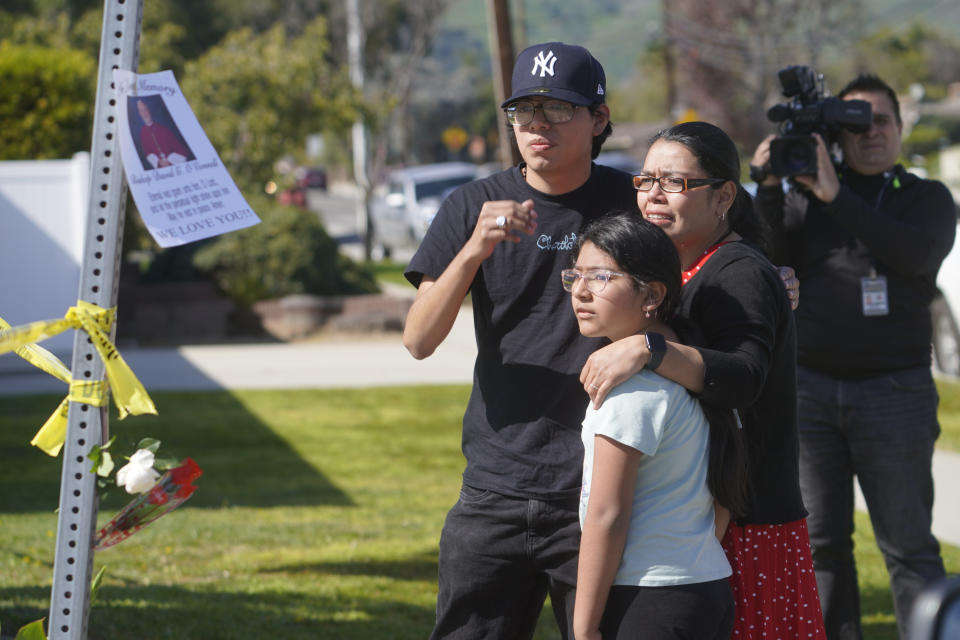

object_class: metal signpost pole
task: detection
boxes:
[47,1,142,638]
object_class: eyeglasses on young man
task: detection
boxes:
[504,100,580,126]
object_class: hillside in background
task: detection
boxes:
[434,0,960,98]
[416,0,960,159]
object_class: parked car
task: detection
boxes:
[371,162,479,256]
[297,167,327,191]
[933,193,960,377]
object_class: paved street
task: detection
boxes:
[306,186,417,263]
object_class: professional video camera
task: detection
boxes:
[765,65,872,177]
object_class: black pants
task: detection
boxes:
[430,484,581,640]
[797,366,945,639]
[600,580,734,640]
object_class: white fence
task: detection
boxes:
[0,152,90,358]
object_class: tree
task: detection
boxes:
[178,16,361,193]
[857,21,960,99]
[0,3,199,160]
[0,42,94,159]
[660,0,864,148]
[324,0,456,173]
[650,1,960,157]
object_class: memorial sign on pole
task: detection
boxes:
[113,69,260,247]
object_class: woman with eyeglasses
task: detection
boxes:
[567,211,745,640]
[579,122,827,640]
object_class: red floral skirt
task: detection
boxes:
[721,519,827,639]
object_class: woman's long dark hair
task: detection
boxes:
[651,121,772,258]
[576,210,749,518]
[685,363,751,519]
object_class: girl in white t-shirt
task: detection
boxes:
[567,212,744,640]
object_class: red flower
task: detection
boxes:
[169,457,203,486]
[94,458,203,550]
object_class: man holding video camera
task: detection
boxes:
[751,73,954,639]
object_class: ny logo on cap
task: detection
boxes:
[531,50,557,78]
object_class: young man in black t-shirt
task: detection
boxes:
[403,42,634,639]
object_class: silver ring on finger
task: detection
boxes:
[589,383,599,390]
[495,215,507,229]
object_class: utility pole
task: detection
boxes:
[47,1,142,638]
[347,0,373,260]
[486,0,521,168]
[661,0,678,122]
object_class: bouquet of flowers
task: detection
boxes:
[88,438,202,550]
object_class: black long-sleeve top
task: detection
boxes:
[680,241,806,525]
[756,165,956,379]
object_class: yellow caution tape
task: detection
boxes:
[65,301,156,419]
[27,381,111,456]
[0,316,72,383]
[68,379,110,406]
[1,302,157,457]
[30,398,69,456]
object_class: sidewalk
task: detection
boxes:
[2,305,958,547]
[0,306,476,393]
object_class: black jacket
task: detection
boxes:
[755,165,956,378]
[681,241,805,525]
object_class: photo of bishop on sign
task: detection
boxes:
[114,68,260,247]
[130,95,196,171]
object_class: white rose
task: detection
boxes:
[115,449,160,494]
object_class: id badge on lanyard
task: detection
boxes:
[859,172,897,317]
[861,268,889,316]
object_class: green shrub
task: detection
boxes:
[0,42,95,159]
[193,197,378,304]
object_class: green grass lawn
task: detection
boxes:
[937,377,960,451]
[369,260,409,288]
[1,385,958,639]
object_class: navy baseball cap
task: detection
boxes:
[501,42,606,108]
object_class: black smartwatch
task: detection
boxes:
[644,331,667,371]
